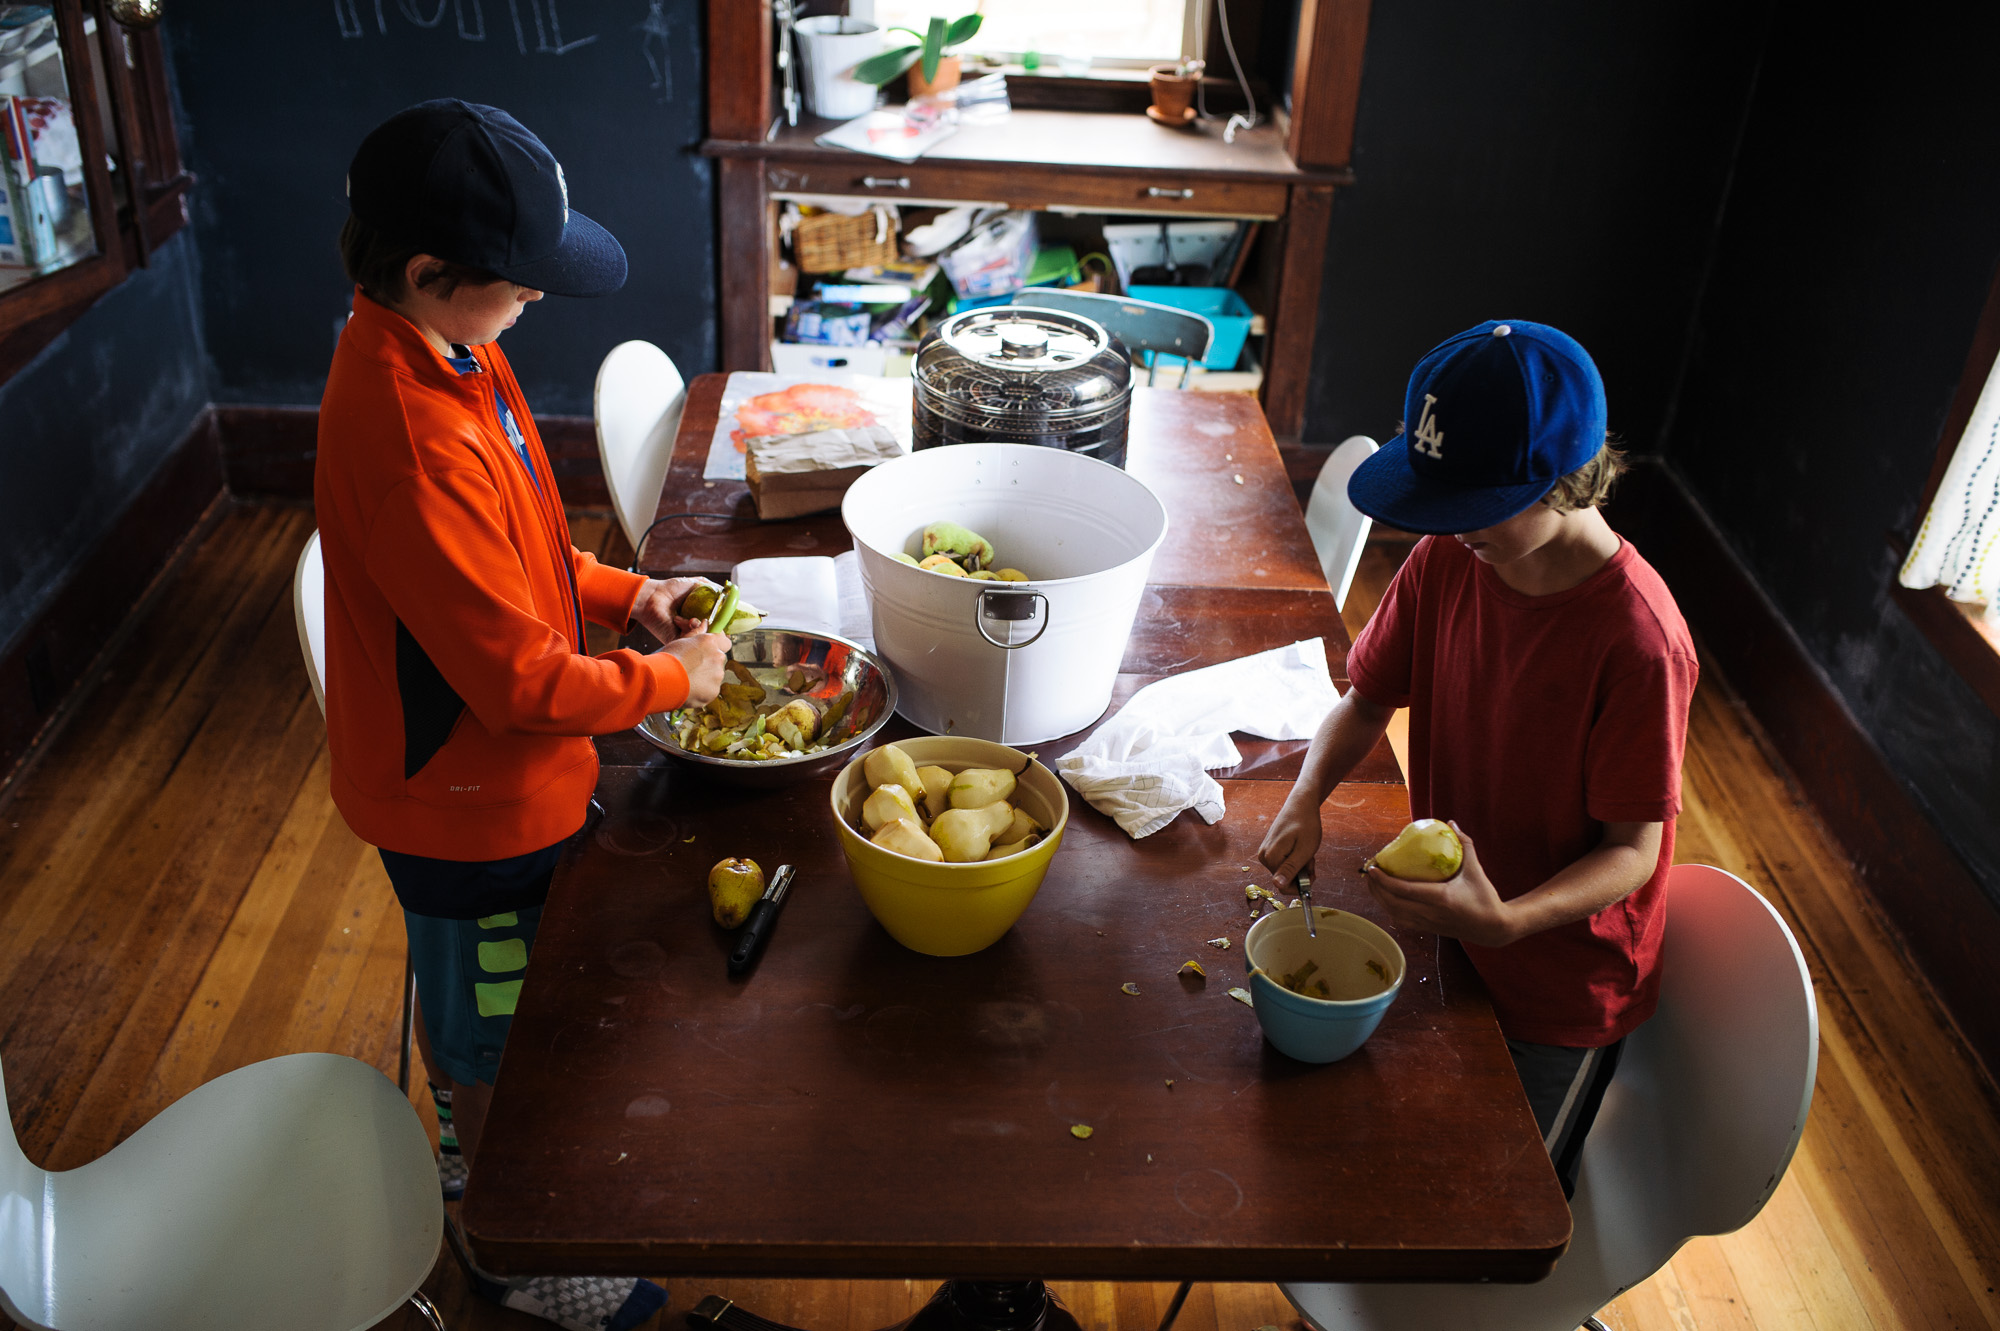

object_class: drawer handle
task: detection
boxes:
[1147,187,1195,199]
[861,176,911,189]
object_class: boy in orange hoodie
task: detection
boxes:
[317,99,724,1330]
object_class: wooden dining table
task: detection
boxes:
[459,377,1572,1290]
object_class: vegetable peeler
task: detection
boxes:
[1296,868,1317,937]
[728,864,794,976]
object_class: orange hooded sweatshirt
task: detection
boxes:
[314,290,688,861]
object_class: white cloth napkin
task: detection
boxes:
[1055,638,1340,839]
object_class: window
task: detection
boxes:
[872,0,1194,68]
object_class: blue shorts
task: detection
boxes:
[379,842,564,1088]
[402,906,543,1086]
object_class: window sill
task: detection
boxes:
[1890,580,2000,719]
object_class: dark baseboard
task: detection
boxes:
[215,405,610,509]
[1610,458,2000,1084]
[0,410,226,788]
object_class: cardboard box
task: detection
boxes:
[745,426,904,520]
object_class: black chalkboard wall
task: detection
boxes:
[1663,4,2000,910]
[166,0,713,416]
[1307,0,1773,454]
[0,235,208,656]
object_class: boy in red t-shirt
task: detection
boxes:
[1259,319,1698,1197]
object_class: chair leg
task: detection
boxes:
[1156,1281,1193,1331]
[398,955,417,1094]
[407,1288,448,1329]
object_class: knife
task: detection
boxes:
[728,863,795,976]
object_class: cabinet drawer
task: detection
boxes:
[766,162,1288,220]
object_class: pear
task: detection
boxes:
[932,803,1015,862]
[873,817,944,862]
[994,568,1029,581]
[707,857,764,929]
[675,583,764,634]
[985,835,1035,860]
[967,570,999,580]
[1001,805,1041,844]
[919,554,968,576]
[948,767,1017,809]
[915,765,954,822]
[1371,818,1464,882]
[892,552,921,567]
[862,783,920,833]
[863,744,921,794]
[921,521,996,572]
[770,697,820,748]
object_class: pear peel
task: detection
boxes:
[1370,818,1463,882]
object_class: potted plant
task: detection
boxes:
[1148,57,1204,126]
[852,11,983,99]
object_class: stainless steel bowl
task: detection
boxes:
[634,627,898,788]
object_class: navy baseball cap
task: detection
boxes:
[1346,319,1608,534]
[346,99,626,298]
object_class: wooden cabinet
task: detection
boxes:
[701,0,1370,443]
[0,0,191,385]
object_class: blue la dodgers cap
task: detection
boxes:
[346,99,627,298]
[1346,319,1608,535]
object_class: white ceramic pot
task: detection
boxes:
[842,444,1169,744]
[796,17,882,121]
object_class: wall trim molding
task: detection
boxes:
[0,409,226,790]
[214,404,608,508]
[1611,458,2000,1084]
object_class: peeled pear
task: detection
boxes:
[932,803,1015,862]
[948,767,1017,809]
[770,697,820,748]
[919,553,967,576]
[862,783,920,833]
[675,583,764,634]
[863,744,921,794]
[873,817,944,862]
[1001,805,1041,844]
[921,521,995,572]
[1371,818,1463,882]
[985,836,1035,861]
[915,765,954,821]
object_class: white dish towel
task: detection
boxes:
[1055,638,1340,839]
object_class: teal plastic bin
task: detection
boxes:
[1124,285,1255,371]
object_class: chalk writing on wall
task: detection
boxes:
[334,0,599,55]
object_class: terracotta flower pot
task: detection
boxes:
[1149,64,1198,122]
[908,54,962,99]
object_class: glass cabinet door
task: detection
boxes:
[0,4,99,294]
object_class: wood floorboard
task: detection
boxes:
[1,505,1997,1331]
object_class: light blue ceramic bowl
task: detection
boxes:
[1245,907,1405,1063]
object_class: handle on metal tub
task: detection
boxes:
[974,587,1050,649]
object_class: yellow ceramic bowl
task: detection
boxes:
[830,736,1070,956]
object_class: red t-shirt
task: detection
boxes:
[1346,535,1698,1046]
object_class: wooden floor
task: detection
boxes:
[2,503,1996,1331]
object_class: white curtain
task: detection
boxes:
[1902,349,2000,608]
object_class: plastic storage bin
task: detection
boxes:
[1123,284,1255,371]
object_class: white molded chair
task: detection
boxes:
[1303,435,1378,611]
[1283,864,1819,1331]
[0,1052,445,1331]
[293,530,327,713]
[594,339,687,559]
[293,529,418,1096]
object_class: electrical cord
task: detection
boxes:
[626,510,765,575]
[1195,0,1260,142]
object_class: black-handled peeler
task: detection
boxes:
[728,864,795,976]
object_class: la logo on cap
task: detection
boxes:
[1413,393,1444,459]
[556,162,569,223]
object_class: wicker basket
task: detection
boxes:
[793,206,899,274]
